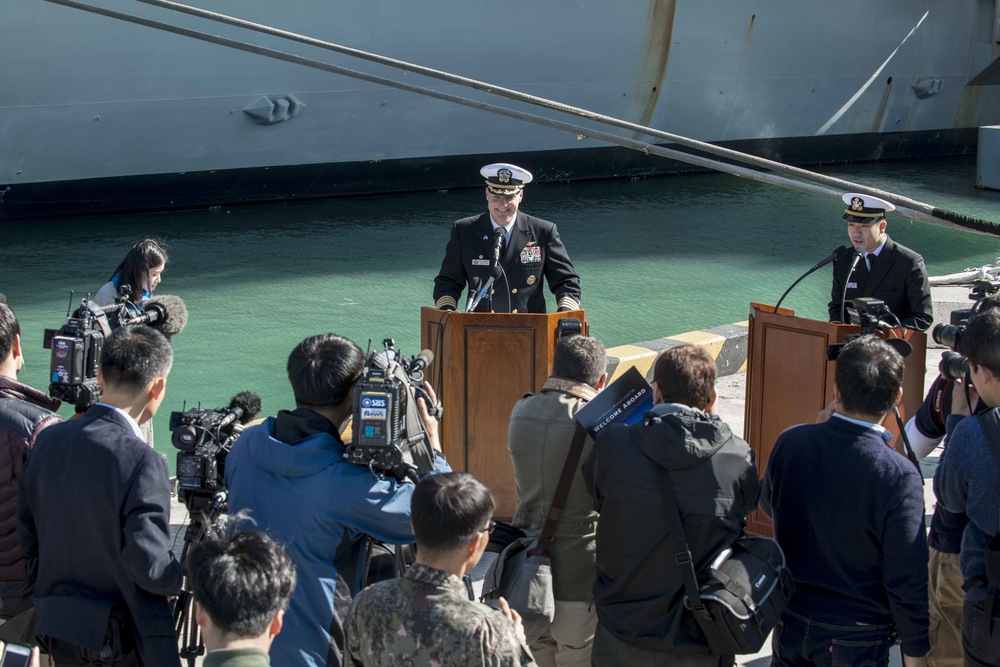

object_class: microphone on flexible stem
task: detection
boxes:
[839,247,865,325]
[492,229,505,266]
[465,277,482,313]
[774,246,845,312]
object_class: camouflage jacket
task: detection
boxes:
[345,563,536,667]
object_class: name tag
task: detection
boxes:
[472,259,490,266]
[847,282,858,289]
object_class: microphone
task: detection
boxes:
[410,350,434,374]
[124,294,188,336]
[467,274,497,313]
[774,246,848,312]
[492,229,505,266]
[839,247,864,324]
[216,391,263,430]
[465,277,481,312]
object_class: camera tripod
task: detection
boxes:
[173,490,228,667]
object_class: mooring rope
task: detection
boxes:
[45,0,1000,235]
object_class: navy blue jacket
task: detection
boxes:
[17,405,182,667]
[761,416,929,657]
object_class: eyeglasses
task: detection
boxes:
[479,520,496,535]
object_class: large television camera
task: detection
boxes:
[170,391,262,513]
[346,339,441,482]
[42,290,187,410]
[931,279,1000,380]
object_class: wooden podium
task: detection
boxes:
[419,307,588,517]
[743,303,926,536]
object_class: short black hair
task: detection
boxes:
[551,335,606,387]
[653,344,717,410]
[100,325,173,393]
[961,308,1000,378]
[835,335,903,418]
[287,334,365,407]
[110,239,168,306]
[187,530,296,638]
[411,473,495,552]
[0,304,20,363]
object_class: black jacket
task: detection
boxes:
[828,236,933,331]
[583,404,759,654]
[17,405,182,667]
[433,211,580,313]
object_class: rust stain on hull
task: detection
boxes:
[635,0,677,130]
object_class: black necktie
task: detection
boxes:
[867,254,876,272]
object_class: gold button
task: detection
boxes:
[512,309,518,313]
[511,288,518,294]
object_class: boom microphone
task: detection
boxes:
[216,391,263,430]
[127,294,188,336]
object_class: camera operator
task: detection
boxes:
[223,333,451,667]
[186,528,296,667]
[934,308,1000,666]
[94,239,168,314]
[904,295,1000,667]
[0,303,61,637]
[16,325,183,666]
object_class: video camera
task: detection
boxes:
[170,391,262,513]
[42,290,187,410]
[827,298,910,360]
[930,279,1000,380]
[346,339,441,482]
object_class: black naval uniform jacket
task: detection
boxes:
[828,236,933,331]
[433,211,581,314]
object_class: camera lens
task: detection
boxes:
[939,351,969,381]
[932,324,964,350]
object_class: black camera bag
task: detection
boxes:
[646,457,794,656]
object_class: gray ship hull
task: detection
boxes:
[1,0,998,219]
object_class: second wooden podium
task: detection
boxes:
[420,307,587,517]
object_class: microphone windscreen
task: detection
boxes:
[229,391,263,424]
[146,294,188,336]
[416,349,434,367]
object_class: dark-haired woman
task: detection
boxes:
[94,239,168,312]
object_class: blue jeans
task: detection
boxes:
[772,608,895,667]
[961,598,1000,667]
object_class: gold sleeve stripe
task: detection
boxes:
[435,296,458,310]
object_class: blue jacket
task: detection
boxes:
[934,413,1000,602]
[224,412,450,667]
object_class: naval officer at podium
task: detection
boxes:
[433,163,581,313]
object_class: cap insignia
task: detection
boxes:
[851,197,864,211]
[498,168,512,184]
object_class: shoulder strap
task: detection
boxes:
[976,408,1000,471]
[534,424,588,554]
[638,436,727,652]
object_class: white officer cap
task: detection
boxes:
[842,193,896,221]
[482,163,533,196]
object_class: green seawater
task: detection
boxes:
[2,155,999,467]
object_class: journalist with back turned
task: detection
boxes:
[17,326,183,666]
[0,303,61,636]
[582,344,759,666]
[223,333,452,667]
[506,334,606,666]
[762,336,929,667]
[186,528,297,667]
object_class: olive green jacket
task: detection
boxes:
[507,377,599,602]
